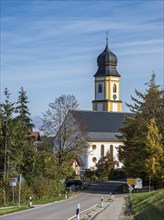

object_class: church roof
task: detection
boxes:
[87,132,120,142]
[70,110,134,142]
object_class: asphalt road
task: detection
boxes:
[1,180,125,220]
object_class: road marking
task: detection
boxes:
[67,203,99,220]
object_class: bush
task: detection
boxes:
[109,168,127,180]
[0,179,32,206]
[31,177,65,199]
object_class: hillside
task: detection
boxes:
[130,188,164,220]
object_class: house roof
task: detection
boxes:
[31,131,41,141]
[71,110,134,142]
[75,156,85,167]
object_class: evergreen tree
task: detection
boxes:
[0,88,37,182]
[119,73,164,181]
[16,87,33,129]
[118,115,147,178]
[126,73,164,137]
[9,118,31,176]
[0,88,15,179]
[0,104,4,177]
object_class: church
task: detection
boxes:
[70,34,133,170]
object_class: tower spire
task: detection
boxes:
[93,34,122,112]
[106,30,109,48]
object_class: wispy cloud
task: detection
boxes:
[1,0,163,115]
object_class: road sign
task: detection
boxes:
[9,178,17,182]
[9,182,16,186]
[127,178,136,185]
[129,185,133,192]
[17,175,24,183]
[135,178,142,189]
[9,178,17,186]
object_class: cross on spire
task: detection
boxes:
[106,30,109,48]
[106,30,108,41]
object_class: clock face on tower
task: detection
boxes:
[113,94,117,100]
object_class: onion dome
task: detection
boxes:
[94,33,120,77]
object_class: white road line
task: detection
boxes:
[67,203,99,220]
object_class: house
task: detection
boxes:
[72,157,85,176]
[28,128,41,147]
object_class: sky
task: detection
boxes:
[1,0,164,119]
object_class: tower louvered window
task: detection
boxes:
[98,84,102,93]
[113,84,117,93]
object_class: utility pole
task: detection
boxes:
[18,174,21,207]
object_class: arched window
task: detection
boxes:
[101,145,105,157]
[92,157,97,163]
[92,145,97,150]
[98,84,102,93]
[113,84,117,93]
[110,145,113,159]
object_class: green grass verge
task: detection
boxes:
[32,189,81,205]
[0,206,29,216]
[0,190,81,216]
[32,195,65,205]
[130,188,164,220]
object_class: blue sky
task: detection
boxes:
[1,0,164,118]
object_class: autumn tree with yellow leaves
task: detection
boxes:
[145,118,164,182]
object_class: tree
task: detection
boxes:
[118,115,147,178]
[0,104,4,174]
[15,87,33,128]
[96,151,118,179]
[54,110,88,165]
[145,118,164,182]
[42,94,88,166]
[10,119,34,177]
[126,73,164,136]
[119,73,164,181]
[0,88,37,181]
[42,94,79,136]
[0,88,15,179]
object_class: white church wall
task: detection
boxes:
[86,141,123,170]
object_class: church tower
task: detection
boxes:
[92,33,122,112]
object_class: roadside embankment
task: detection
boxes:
[128,188,164,220]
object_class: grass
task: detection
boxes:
[130,188,164,220]
[0,189,82,216]
[0,206,29,216]
[0,195,66,216]
[32,195,65,205]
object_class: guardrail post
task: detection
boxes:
[76,203,80,220]
[29,196,32,207]
[101,196,103,208]
[65,191,67,199]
